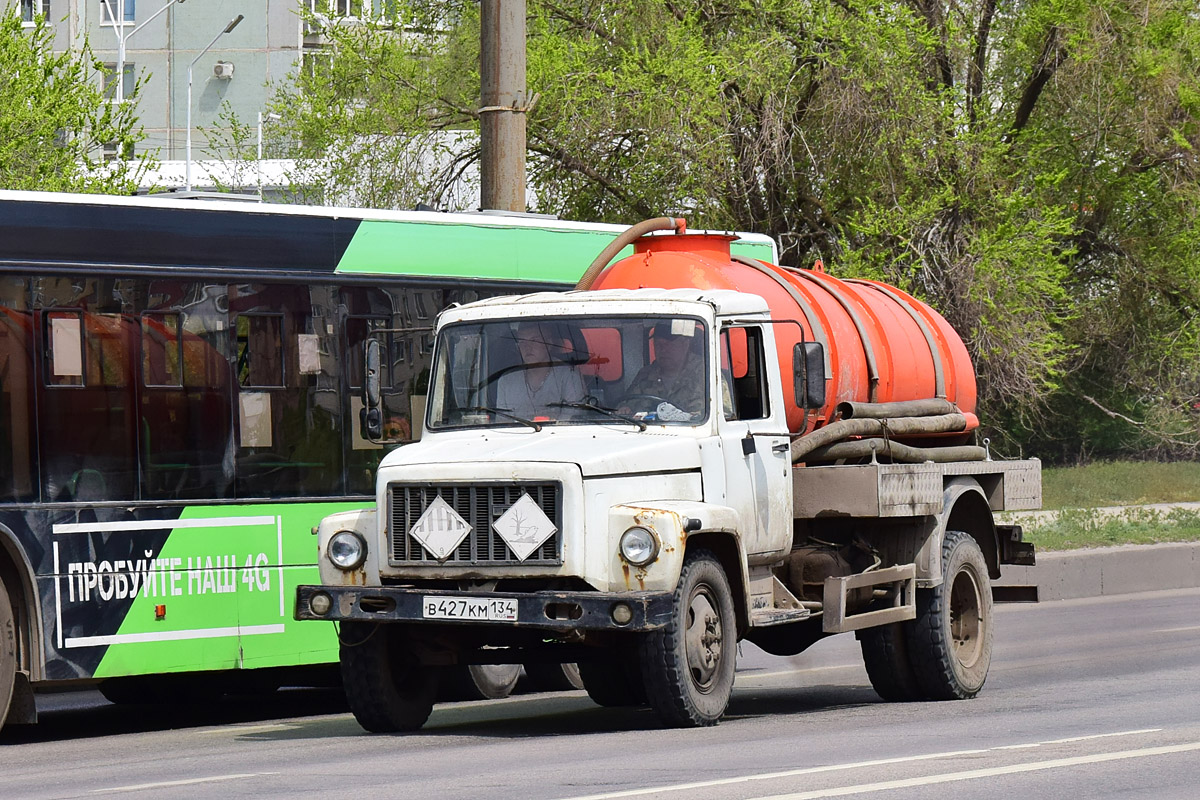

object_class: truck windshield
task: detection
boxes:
[427,315,709,430]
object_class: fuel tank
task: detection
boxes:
[588,231,977,436]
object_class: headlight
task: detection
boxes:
[619,526,659,566]
[328,530,367,570]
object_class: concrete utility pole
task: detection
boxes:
[479,0,527,212]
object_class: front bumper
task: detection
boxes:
[295,585,675,632]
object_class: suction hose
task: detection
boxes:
[790,413,968,463]
[803,438,987,464]
[575,217,687,290]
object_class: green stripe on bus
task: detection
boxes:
[335,220,777,281]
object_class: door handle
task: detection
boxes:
[772,443,791,453]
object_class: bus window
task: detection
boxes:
[234,285,343,498]
[236,314,284,388]
[40,311,137,501]
[142,312,182,387]
[140,288,234,500]
[0,280,36,502]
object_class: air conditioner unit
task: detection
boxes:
[213,61,234,80]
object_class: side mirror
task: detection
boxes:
[360,339,383,440]
[793,342,826,409]
[364,339,381,407]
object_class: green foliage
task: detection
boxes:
[1019,506,1200,551]
[268,0,1200,462]
[1041,460,1200,509]
[0,9,151,193]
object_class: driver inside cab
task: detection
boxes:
[622,320,704,419]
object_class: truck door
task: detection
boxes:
[717,325,792,559]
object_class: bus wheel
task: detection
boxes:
[907,530,993,700]
[340,622,438,733]
[0,576,15,729]
[524,662,584,692]
[639,549,737,727]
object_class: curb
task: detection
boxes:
[995,541,1200,601]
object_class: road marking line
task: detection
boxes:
[200,723,295,735]
[1041,728,1160,744]
[1153,625,1200,633]
[90,772,279,793]
[557,750,990,800]
[743,742,1200,799]
[556,729,1164,800]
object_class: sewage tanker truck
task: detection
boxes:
[297,218,1039,731]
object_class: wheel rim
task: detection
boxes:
[684,583,723,692]
[949,567,984,669]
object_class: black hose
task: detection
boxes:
[804,438,987,464]
[835,399,959,419]
[790,413,967,463]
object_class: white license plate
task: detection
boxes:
[421,595,518,622]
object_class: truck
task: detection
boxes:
[295,218,1039,732]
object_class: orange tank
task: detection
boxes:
[588,231,977,437]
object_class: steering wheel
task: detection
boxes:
[621,393,672,413]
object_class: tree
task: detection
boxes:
[0,9,151,193]
[269,1,1200,461]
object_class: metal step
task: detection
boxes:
[822,563,916,634]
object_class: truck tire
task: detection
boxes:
[0,577,15,729]
[524,662,584,692]
[443,664,521,700]
[858,623,925,702]
[639,549,736,727]
[340,622,438,733]
[579,650,646,707]
[907,530,993,700]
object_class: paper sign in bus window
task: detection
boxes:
[239,391,273,448]
[51,315,83,377]
[297,333,321,375]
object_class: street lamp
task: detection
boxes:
[185,14,244,192]
[101,0,186,104]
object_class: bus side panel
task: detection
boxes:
[25,502,356,681]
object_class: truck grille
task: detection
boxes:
[388,482,563,565]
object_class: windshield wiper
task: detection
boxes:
[461,406,542,432]
[551,401,648,431]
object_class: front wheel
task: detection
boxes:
[907,530,993,700]
[340,623,439,733]
[639,549,737,727]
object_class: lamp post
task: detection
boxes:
[257,111,282,200]
[101,0,186,104]
[185,14,244,192]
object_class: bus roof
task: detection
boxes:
[0,190,779,285]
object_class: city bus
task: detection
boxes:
[0,189,777,728]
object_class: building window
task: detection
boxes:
[100,0,135,23]
[21,0,51,24]
[102,62,135,102]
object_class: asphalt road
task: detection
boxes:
[4,588,1199,799]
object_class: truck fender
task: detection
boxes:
[915,477,998,588]
[607,502,749,634]
[315,508,380,587]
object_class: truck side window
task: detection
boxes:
[720,326,769,421]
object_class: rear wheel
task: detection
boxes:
[340,623,438,733]
[639,549,737,727]
[443,663,522,700]
[524,662,584,692]
[858,622,925,702]
[0,577,15,729]
[579,649,645,707]
[907,530,993,700]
